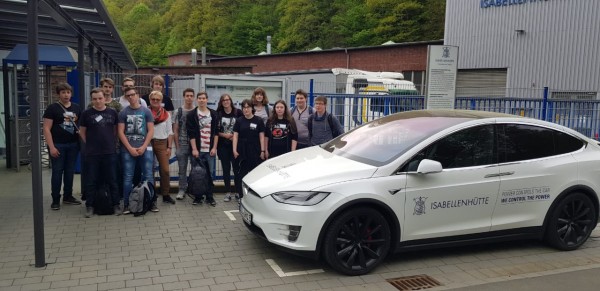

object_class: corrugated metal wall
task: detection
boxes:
[445,0,600,92]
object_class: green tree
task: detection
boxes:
[367,0,426,44]
[422,0,445,40]
[102,0,446,66]
[275,0,333,52]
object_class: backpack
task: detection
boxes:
[93,186,114,215]
[291,105,313,116]
[187,157,213,198]
[129,181,154,217]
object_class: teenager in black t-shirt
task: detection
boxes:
[215,94,243,201]
[265,100,298,159]
[233,99,265,198]
[42,82,82,210]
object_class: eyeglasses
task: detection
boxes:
[150,98,161,101]
[125,93,136,98]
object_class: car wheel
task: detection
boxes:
[323,207,391,275]
[545,192,597,251]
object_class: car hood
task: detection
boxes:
[243,146,377,197]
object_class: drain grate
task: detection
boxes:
[387,274,442,290]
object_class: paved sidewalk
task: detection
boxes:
[1,159,599,291]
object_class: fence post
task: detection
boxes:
[542,87,549,121]
[165,74,170,96]
[309,79,314,106]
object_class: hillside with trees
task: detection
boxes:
[103,0,446,66]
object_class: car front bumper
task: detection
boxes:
[239,187,342,252]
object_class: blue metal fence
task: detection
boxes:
[295,92,600,139]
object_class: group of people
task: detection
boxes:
[42,76,344,218]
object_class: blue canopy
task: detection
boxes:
[3,44,77,67]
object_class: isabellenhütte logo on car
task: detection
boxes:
[414,196,427,215]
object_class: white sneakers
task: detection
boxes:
[176,191,185,200]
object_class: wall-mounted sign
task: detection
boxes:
[480,0,549,9]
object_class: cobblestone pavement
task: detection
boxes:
[1,162,600,291]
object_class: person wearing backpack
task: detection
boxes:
[290,89,314,150]
[308,95,345,146]
[79,88,120,217]
[215,93,242,202]
[186,91,219,206]
[173,88,195,200]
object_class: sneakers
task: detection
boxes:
[176,191,185,200]
[192,197,203,205]
[85,207,93,218]
[223,193,232,202]
[163,195,176,204]
[150,202,159,212]
[51,202,60,210]
[235,193,240,201]
[113,205,122,216]
[122,206,131,215]
[63,196,82,205]
[207,199,217,207]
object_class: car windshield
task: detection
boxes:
[322,115,474,166]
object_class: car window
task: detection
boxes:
[403,124,496,171]
[323,116,475,167]
[499,124,584,163]
[554,130,585,154]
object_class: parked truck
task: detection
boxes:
[250,68,421,128]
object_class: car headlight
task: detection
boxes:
[271,191,330,206]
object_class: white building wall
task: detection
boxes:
[445,0,600,92]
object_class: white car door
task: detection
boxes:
[491,124,582,231]
[402,124,500,241]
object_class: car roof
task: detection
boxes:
[386,109,519,120]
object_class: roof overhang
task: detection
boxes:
[0,0,136,70]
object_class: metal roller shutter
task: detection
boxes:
[456,69,507,97]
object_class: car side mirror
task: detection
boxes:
[416,159,443,174]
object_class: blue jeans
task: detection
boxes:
[176,145,191,192]
[84,153,119,207]
[49,142,79,202]
[122,148,154,207]
[217,144,237,193]
[198,152,215,200]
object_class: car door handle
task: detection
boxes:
[388,188,402,195]
[484,171,515,178]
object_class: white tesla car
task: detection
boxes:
[239,110,600,275]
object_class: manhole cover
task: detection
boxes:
[387,274,442,290]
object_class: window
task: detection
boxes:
[499,124,584,163]
[403,125,496,171]
[555,130,584,154]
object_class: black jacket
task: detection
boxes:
[186,107,218,152]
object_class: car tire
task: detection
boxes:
[545,192,597,251]
[323,207,391,276]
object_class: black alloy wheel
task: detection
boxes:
[323,207,391,275]
[546,193,597,251]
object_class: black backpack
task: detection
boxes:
[129,181,154,217]
[93,186,114,215]
[187,157,213,198]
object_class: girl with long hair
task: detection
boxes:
[215,93,242,202]
[265,100,298,159]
